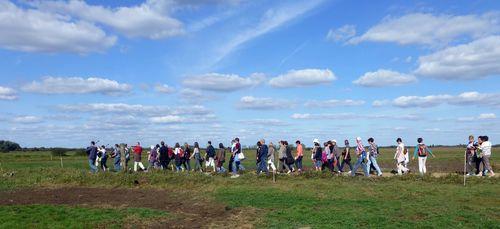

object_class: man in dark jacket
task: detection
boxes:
[159,141,169,170]
[205,141,216,172]
[257,139,269,176]
[86,141,98,173]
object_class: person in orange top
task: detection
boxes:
[295,140,304,172]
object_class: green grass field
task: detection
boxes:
[0,147,498,228]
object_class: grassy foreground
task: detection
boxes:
[0,148,498,228]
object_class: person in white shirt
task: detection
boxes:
[394,138,409,175]
[478,136,494,176]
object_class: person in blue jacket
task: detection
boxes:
[85,141,98,173]
[256,139,269,176]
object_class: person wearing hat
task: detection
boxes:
[351,137,369,176]
[312,139,322,171]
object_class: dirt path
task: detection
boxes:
[0,187,251,228]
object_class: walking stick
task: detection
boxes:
[463,150,467,186]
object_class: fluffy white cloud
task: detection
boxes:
[238,96,294,110]
[353,69,417,87]
[304,99,365,107]
[349,12,499,46]
[458,113,496,121]
[0,1,116,54]
[414,36,500,80]
[57,103,210,116]
[479,113,496,119]
[326,24,356,42]
[154,84,175,94]
[269,69,336,88]
[238,119,288,126]
[30,0,184,39]
[393,91,500,108]
[12,115,43,124]
[183,73,265,92]
[150,115,186,124]
[372,100,390,107]
[291,113,420,120]
[0,86,17,100]
[21,77,131,95]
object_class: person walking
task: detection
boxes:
[231,138,242,178]
[394,138,409,175]
[478,136,495,176]
[466,135,477,176]
[133,142,146,172]
[183,143,192,171]
[339,140,353,173]
[85,141,98,173]
[124,144,131,171]
[191,142,203,172]
[351,137,369,177]
[174,143,183,172]
[295,140,304,172]
[278,141,287,173]
[216,143,227,173]
[312,139,322,171]
[367,138,383,176]
[112,144,121,171]
[99,145,108,172]
[267,142,277,172]
[256,139,269,175]
[284,141,295,173]
[412,138,435,175]
[159,141,169,170]
[325,141,335,172]
[205,141,216,173]
[331,140,340,172]
[148,145,160,170]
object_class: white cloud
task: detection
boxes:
[393,91,500,108]
[150,115,185,124]
[214,0,324,64]
[183,73,265,92]
[349,12,500,46]
[304,99,365,108]
[0,1,116,54]
[238,119,288,126]
[269,69,336,88]
[154,84,175,94]
[21,77,131,95]
[291,113,421,120]
[353,69,417,87]
[372,100,390,107]
[238,96,294,110]
[479,113,496,119]
[57,103,210,116]
[12,115,43,124]
[414,36,500,80]
[326,24,356,42]
[0,86,18,100]
[30,0,184,39]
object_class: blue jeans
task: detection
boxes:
[232,160,240,174]
[351,152,369,176]
[367,155,382,175]
[257,157,268,175]
[314,160,322,168]
[295,156,303,170]
[89,159,98,173]
[114,157,121,171]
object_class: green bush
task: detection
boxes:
[0,140,21,153]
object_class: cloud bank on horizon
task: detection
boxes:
[0,0,499,147]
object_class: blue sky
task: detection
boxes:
[0,0,499,147]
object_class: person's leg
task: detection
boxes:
[483,155,494,175]
[422,157,427,174]
[370,156,382,175]
[139,162,145,170]
[134,162,138,172]
[397,162,403,175]
[89,159,97,173]
[298,157,303,171]
[351,158,362,176]
[363,158,370,177]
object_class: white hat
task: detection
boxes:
[150,145,155,150]
[332,139,337,143]
[356,137,362,141]
[313,139,320,144]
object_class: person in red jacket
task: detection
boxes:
[133,142,146,172]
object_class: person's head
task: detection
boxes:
[327,140,332,146]
[478,136,489,143]
[344,139,349,145]
[175,142,180,148]
[323,142,328,147]
[184,142,189,148]
[137,142,141,146]
[368,137,374,143]
[356,137,361,143]
[417,138,423,144]
[257,141,262,147]
[231,139,235,144]
[332,140,337,146]
[156,144,160,148]
[296,140,301,145]
[260,139,265,144]
[124,144,128,147]
[150,145,155,150]
[269,142,274,147]
[208,141,212,145]
[161,141,165,146]
[235,137,239,142]
[194,142,199,148]
[91,141,95,146]
[101,145,105,149]
[469,135,474,142]
[313,139,320,145]
[115,144,119,147]
[219,143,224,148]
[284,141,289,146]
[396,138,402,143]
[483,135,489,141]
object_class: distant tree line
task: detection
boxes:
[0,140,22,152]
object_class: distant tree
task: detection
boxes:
[51,148,68,157]
[0,140,22,152]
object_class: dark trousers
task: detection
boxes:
[295,156,303,170]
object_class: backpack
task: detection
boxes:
[179,148,185,158]
[321,151,327,162]
[418,144,427,157]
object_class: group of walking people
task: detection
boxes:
[85,135,494,177]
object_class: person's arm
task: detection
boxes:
[427,147,435,157]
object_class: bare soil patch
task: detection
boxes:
[0,187,251,228]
